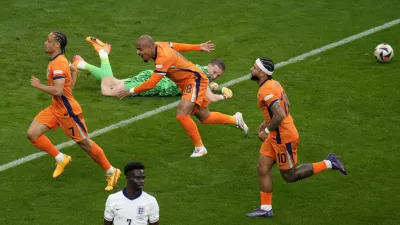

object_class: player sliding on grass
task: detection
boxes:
[26,31,121,191]
[73,47,233,101]
[246,57,347,218]
[114,35,248,157]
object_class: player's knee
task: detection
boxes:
[26,129,39,140]
[77,139,92,152]
[257,163,270,176]
[281,171,298,183]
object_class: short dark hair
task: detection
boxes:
[209,58,226,72]
[52,30,68,54]
[124,162,145,175]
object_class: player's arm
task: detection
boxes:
[258,95,285,141]
[30,76,64,96]
[104,196,114,225]
[206,86,233,102]
[148,198,160,225]
[168,40,215,52]
[266,101,285,131]
[117,73,164,99]
[69,63,78,90]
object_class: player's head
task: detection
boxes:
[136,35,156,63]
[250,57,274,82]
[45,31,67,55]
[124,162,145,190]
[207,58,226,81]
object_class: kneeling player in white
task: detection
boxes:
[104,162,159,225]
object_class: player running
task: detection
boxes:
[246,57,347,217]
[26,31,121,191]
[117,35,248,157]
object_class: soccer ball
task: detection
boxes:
[374,43,394,62]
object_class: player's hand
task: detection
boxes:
[258,131,268,142]
[259,121,268,133]
[221,87,233,99]
[209,82,219,91]
[117,89,132,99]
[30,76,41,88]
[200,40,216,52]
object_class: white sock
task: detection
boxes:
[324,160,332,169]
[99,49,108,59]
[105,166,115,175]
[77,61,87,70]
[55,152,65,163]
[261,205,272,211]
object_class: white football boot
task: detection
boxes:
[190,146,208,158]
[234,112,249,136]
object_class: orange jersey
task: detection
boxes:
[47,54,82,117]
[258,79,299,144]
[154,42,207,84]
[134,42,208,93]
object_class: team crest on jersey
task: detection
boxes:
[156,64,163,69]
[136,206,145,220]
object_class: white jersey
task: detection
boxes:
[104,189,159,225]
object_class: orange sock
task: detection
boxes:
[176,115,203,147]
[201,112,236,125]
[312,161,328,174]
[30,135,59,158]
[88,141,112,171]
[260,191,272,205]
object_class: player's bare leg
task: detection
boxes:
[77,138,121,191]
[194,107,249,136]
[280,153,347,183]
[246,154,275,218]
[26,120,71,178]
[175,99,207,157]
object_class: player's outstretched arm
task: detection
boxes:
[169,40,215,52]
[31,76,64,96]
[206,86,233,102]
[117,73,164,99]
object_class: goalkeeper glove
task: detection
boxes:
[221,87,233,99]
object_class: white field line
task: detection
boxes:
[1,18,399,172]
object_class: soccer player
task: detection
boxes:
[245,57,347,217]
[118,35,248,157]
[26,31,121,191]
[73,47,232,101]
[104,162,159,225]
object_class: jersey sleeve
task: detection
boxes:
[260,89,280,108]
[168,42,200,52]
[50,62,68,81]
[104,196,114,222]
[148,197,160,223]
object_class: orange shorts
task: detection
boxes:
[260,138,299,170]
[177,76,209,114]
[34,106,89,142]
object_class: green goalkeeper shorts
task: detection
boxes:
[123,70,182,96]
